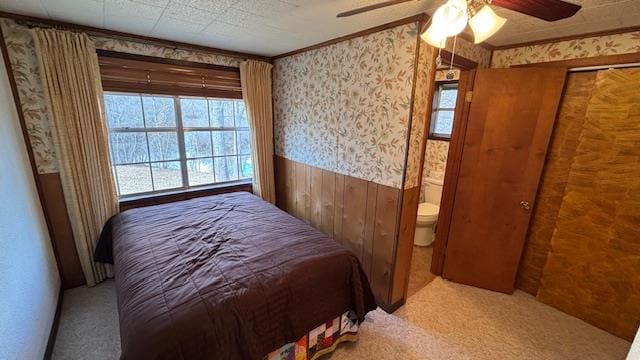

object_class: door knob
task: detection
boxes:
[520,200,531,211]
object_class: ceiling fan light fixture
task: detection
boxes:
[469,5,507,44]
[420,24,448,49]
[432,0,468,37]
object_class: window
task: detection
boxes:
[105,93,252,198]
[429,82,458,140]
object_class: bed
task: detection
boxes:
[95,191,377,359]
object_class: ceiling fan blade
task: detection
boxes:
[492,0,581,22]
[337,0,414,18]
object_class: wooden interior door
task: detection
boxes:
[440,67,567,293]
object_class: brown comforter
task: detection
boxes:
[103,192,376,359]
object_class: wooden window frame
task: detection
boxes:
[429,81,459,141]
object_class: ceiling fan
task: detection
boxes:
[337,0,581,46]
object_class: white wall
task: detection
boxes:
[0,52,60,359]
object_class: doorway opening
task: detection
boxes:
[407,48,476,299]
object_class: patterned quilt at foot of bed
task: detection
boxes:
[266,310,359,360]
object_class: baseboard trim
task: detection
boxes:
[378,298,405,313]
[43,286,63,360]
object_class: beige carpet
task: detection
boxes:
[53,278,631,360]
[406,245,437,298]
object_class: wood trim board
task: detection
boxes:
[512,53,640,69]
[491,24,640,51]
[43,286,63,360]
[440,49,479,70]
[273,14,429,59]
[431,69,476,275]
[119,182,252,211]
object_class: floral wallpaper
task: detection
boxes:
[405,40,436,189]
[91,36,241,67]
[0,17,241,174]
[420,139,449,201]
[273,24,422,189]
[491,30,640,68]
[424,139,449,177]
[1,19,58,173]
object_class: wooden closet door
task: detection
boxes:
[441,67,567,293]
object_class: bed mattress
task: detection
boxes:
[97,192,376,359]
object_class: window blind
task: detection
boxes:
[97,50,242,99]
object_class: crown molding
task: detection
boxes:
[491,25,640,51]
[273,13,430,60]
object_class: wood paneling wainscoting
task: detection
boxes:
[274,156,402,308]
[39,173,86,288]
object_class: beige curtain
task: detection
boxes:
[240,60,276,203]
[33,28,118,286]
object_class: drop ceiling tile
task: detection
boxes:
[104,14,158,35]
[190,32,235,48]
[232,0,299,17]
[0,0,48,17]
[104,0,164,21]
[132,0,170,6]
[42,0,105,27]
[164,2,218,25]
[202,20,251,38]
[172,0,237,14]
[2,0,640,57]
[152,16,205,38]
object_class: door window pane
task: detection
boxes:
[187,158,214,186]
[181,98,209,127]
[116,164,153,195]
[209,100,235,127]
[184,131,212,158]
[143,96,176,127]
[151,161,182,190]
[214,156,239,182]
[110,132,148,164]
[212,131,236,156]
[105,94,144,128]
[148,132,179,162]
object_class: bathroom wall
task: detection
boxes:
[0,50,60,360]
[273,19,437,306]
[418,38,490,203]
[420,140,449,202]
[273,23,420,189]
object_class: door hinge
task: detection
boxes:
[465,91,473,103]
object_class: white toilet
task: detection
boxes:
[414,175,444,247]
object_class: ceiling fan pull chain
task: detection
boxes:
[448,35,457,79]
